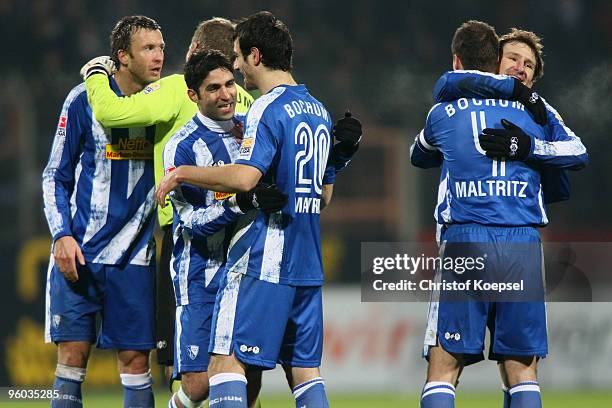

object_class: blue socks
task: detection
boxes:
[120,371,154,408]
[292,377,329,408]
[420,381,455,408]
[509,381,541,408]
[502,384,511,408]
[51,364,85,408]
[209,373,248,407]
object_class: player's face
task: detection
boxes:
[196,68,237,121]
[124,28,165,86]
[233,39,257,91]
[499,41,536,88]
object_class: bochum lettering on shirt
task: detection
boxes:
[443,98,525,117]
[283,99,329,121]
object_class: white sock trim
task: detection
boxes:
[120,370,152,388]
[423,381,455,392]
[293,377,325,399]
[422,388,455,399]
[209,373,247,386]
[509,384,540,395]
[55,364,86,382]
[176,387,205,408]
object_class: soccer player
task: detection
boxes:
[81,18,254,388]
[431,28,582,206]
[156,11,361,408]
[428,28,587,406]
[164,49,288,408]
[42,16,165,408]
[410,21,587,408]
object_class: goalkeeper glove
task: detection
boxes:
[80,56,115,81]
[479,119,532,161]
[511,78,547,125]
[235,184,288,213]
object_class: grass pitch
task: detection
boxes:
[5,390,612,407]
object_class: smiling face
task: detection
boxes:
[119,28,165,86]
[499,41,536,88]
[189,67,237,121]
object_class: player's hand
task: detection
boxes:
[156,167,182,207]
[511,78,547,125]
[235,183,288,213]
[53,236,85,282]
[80,56,116,81]
[333,111,362,146]
[479,119,532,161]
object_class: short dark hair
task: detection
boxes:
[451,20,499,73]
[191,18,236,63]
[184,49,233,96]
[500,28,545,82]
[110,15,162,66]
[234,11,293,71]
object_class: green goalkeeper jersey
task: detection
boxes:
[85,74,254,227]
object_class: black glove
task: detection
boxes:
[511,78,547,125]
[332,110,362,156]
[479,119,532,161]
[235,183,288,213]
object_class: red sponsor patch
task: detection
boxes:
[164,166,176,175]
[58,116,67,128]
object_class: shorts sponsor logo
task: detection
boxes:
[239,344,260,354]
[444,331,461,341]
[187,345,199,360]
[157,340,167,350]
[53,314,61,328]
[58,116,67,129]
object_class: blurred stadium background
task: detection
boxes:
[0,0,611,406]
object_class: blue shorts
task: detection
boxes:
[45,257,155,350]
[209,272,323,369]
[424,224,548,365]
[174,302,214,374]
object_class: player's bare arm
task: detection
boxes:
[321,184,334,209]
[156,164,262,207]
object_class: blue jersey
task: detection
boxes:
[228,84,334,286]
[415,98,553,227]
[431,70,588,204]
[432,70,587,169]
[163,112,249,305]
[42,79,156,265]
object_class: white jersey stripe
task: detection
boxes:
[212,252,248,354]
[82,118,111,245]
[259,212,285,283]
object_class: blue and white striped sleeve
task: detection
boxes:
[529,101,588,169]
[42,87,85,242]
[433,70,514,103]
[169,139,242,239]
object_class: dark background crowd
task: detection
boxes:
[0,0,610,282]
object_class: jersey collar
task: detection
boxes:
[195,111,235,134]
